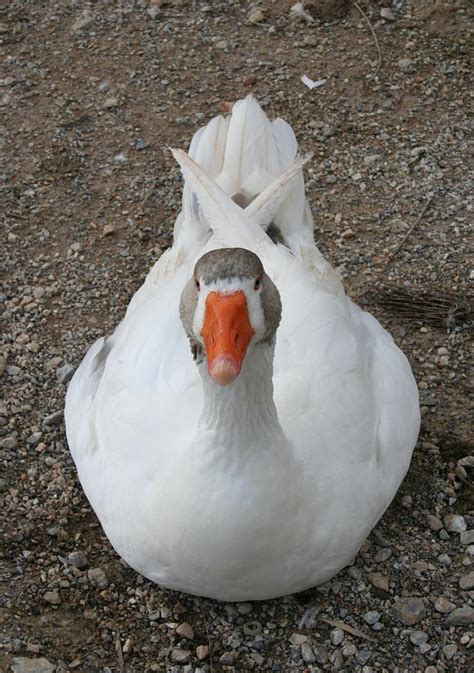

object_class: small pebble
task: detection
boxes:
[363,611,380,625]
[42,411,63,427]
[171,648,191,664]
[380,8,396,21]
[438,553,452,565]
[104,97,119,109]
[68,551,89,569]
[330,628,344,646]
[301,642,315,663]
[304,35,317,47]
[289,633,307,645]
[398,58,413,72]
[410,630,428,646]
[43,590,60,605]
[374,548,392,563]
[357,649,372,665]
[391,598,425,625]
[426,514,443,531]
[11,659,55,673]
[196,645,209,660]
[444,514,467,533]
[445,606,474,625]
[459,571,474,590]
[434,597,455,614]
[401,495,412,508]
[442,643,457,660]
[176,622,194,640]
[342,642,357,658]
[87,567,109,589]
[368,572,389,592]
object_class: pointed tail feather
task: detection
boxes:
[246,154,312,228]
[171,148,269,251]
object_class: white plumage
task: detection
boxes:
[65,97,420,600]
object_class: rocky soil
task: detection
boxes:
[1,1,473,672]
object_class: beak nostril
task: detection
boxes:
[201,290,255,384]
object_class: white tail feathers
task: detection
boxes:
[172,96,315,252]
[171,146,314,253]
[246,154,312,228]
[171,148,268,252]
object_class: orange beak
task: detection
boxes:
[201,290,255,386]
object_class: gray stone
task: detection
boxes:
[171,648,191,664]
[391,597,426,625]
[374,548,392,563]
[372,530,391,547]
[289,633,307,645]
[219,651,236,665]
[434,597,455,614]
[444,514,466,533]
[438,553,452,565]
[330,650,344,668]
[27,432,42,447]
[43,590,60,605]
[104,97,119,109]
[330,628,344,646]
[250,652,264,666]
[196,645,209,660]
[409,630,428,646]
[11,658,55,673]
[68,551,89,569]
[42,411,63,427]
[368,572,389,592]
[304,35,317,47]
[342,642,357,658]
[1,436,17,449]
[87,567,109,589]
[313,645,328,665]
[236,602,252,615]
[398,58,413,72]
[147,5,161,20]
[459,571,474,590]
[363,611,380,625]
[301,642,315,663]
[176,622,194,640]
[357,649,372,665]
[445,606,474,626]
[380,8,396,21]
[401,495,412,508]
[442,644,457,660]
[460,529,474,545]
[72,13,94,32]
[426,514,443,531]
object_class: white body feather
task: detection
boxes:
[65,97,420,600]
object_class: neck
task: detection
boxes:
[197,343,284,450]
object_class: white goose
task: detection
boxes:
[65,97,420,601]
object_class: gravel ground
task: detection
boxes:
[1,1,473,672]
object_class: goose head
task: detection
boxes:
[180,248,281,386]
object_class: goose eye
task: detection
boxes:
[195,279,200,291]
[254,277,261,291]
